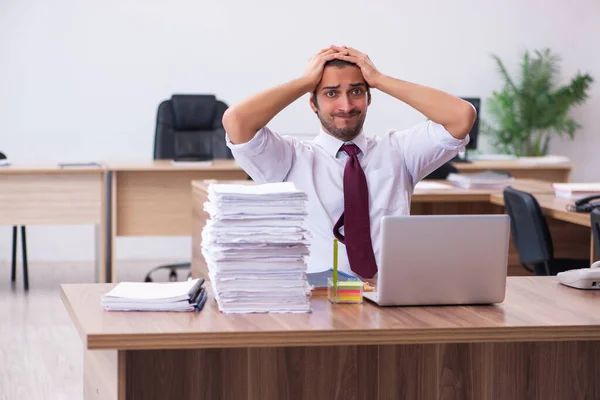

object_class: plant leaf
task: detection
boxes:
[484,48,593,155]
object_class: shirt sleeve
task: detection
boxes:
[392,120,470,183]
[225,126,295,183]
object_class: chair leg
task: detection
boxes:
[543,260,551,276]
[11,226,17,284]
[21,226,29,291]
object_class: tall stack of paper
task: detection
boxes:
[101,279,206,311]
[446,171,514,189]
[201,182,311,313]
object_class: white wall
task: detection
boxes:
[1,0,599,261]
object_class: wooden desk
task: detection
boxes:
[105,160,247,281]
[0,164,109,282]
[452,159,573,182]
[62,277,600,399]
[191,179,591,278]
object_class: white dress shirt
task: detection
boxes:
[226,121,469,275]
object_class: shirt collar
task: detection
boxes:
[314,127,368,158]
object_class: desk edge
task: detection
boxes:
[85,325,600,351]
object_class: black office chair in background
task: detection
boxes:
[503,186,589,275]
[153,94,233,161]
[144,94,232,282]
[1,151,29,290]
[592,209,600,261]
[423,162,458,180]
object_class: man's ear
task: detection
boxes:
[367,90,372,107]
[309,93,318,113]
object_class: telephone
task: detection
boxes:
[569,194,600,213]
[558,260,600,289]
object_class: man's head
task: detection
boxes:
[310,59,371,142]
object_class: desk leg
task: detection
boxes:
[94,225,102,283]
[94,342,600,399]
[103,171,115,283]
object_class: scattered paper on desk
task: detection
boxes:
[468,154,517,161]
[201,182,312,314]
[414,181,453,190]
[518,155,570,165]
[170,160,213,166]
[58,162,102,168]
[553,183,600,199]
[446,171,514,189]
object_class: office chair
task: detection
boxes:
[423,162,457,180]
[592,209,600,261]
[153,94,233,161]
[503,187,589,276]
[145,94,232,282]
[0,151,29,290]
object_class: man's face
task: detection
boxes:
[310,65,370,142]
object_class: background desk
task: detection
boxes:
[105,160,247,282]
[62,277,600,400]
[452,159,573,182]
[191,179,592,278]
[0,165,109,282]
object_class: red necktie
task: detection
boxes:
[333,144,378,278]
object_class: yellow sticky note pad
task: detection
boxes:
[327,279,363,304]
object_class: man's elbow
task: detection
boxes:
[449,102,477,140]
[222,108,237,137]
[222,107,259,145]
[222,108,244,144]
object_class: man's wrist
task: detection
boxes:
[371,73,391,91]
[297,76,316,94]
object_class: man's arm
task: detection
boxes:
[331,45,476,139]
[372,77,476,139]
[223,48,340,144]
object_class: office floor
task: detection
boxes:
[0,259,180,400]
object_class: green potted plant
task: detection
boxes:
[481,48,593,157]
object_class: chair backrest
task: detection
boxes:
[503,186,554,264]
[153,94,233,160]
[592,208,600,261]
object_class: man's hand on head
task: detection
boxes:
[302,47,341,90]
[330,45,383,89]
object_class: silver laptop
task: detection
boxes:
[363,214,510,306]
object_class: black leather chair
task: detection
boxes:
[503,186,589,275]
[592,209,600,262]
[1,152,29,290]
[144,94,232,282]
[153,94,233,161]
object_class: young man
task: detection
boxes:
[223,45,476,278]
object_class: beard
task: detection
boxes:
[317,109,366,142]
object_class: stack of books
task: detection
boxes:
[201,182,312,314]
[101,278,207,312]
[446,171,514,189]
